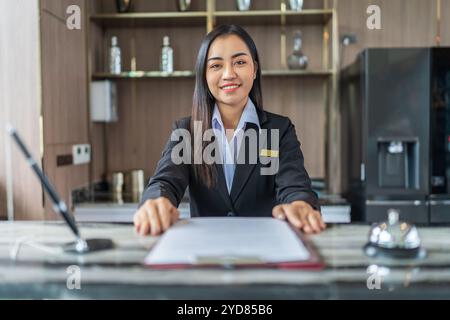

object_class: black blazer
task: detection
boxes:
[139,108,320,217]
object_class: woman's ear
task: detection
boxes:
[253,61,258,79]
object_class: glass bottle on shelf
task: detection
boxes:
[160,36,174,73]
[287,31,308,70]
[109,36,122,74]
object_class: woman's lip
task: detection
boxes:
[221,84,240,92]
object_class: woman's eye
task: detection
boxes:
[210,64,221,69]
[235,60,246,65]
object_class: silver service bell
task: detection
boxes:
[364,209,426,259]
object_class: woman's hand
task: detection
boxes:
[133,197,180,236]
[272,200,326,234]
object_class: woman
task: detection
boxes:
[134,25,326,236]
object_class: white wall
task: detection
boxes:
[0,0,44,219]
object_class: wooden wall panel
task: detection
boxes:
[0,0,44,220]
[41,0,89,145]
[90,123,107,183]
[338,0,437,68]
[441,0,450,46]
[43,145,90,218]
[263,78,325,178]
[41,0,90,217]
[105,79,193,179]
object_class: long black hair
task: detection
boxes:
[191,24,263,188]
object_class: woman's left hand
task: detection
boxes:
[272,200,326,234]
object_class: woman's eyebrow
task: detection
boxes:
[207,52,249,62]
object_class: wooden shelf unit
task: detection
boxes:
[87,0,340,192]
[92,69,333,79]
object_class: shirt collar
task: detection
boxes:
[212,98,261,131]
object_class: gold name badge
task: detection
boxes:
[260,149,279,157]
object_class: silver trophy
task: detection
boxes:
[289,0,304,11]
[176,0,191,12]
[236,0,251,11]
[115,0,132,13]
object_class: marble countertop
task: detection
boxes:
[1,220,450,299]
[73,201,351,223]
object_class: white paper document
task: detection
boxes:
[144,217,311,265]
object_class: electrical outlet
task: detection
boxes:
[72,144,91,165]
[341,34,357,45]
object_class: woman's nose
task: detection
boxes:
[222,63,237,79]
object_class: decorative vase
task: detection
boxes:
[236,0,251,11]
[176,0,191,12]
[115,0,132,13]
[287,31,308,70]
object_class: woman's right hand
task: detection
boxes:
[133,197,180,236]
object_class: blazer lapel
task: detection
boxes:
[220,107,269,206]
[214,163,235,212]
[229,122,260,203]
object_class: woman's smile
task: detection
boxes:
[221,83,241,93]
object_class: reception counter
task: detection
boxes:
[73,201,351,224]
[1,221,450,299]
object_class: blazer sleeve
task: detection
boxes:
[275,118,320,212]
[139,119,190,208]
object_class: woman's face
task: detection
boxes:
[205,34,257,109]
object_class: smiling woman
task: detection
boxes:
[206,36,257,113]
[193,25,262,187]
[134,24,325,236]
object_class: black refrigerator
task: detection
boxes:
[341,47,450,224]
